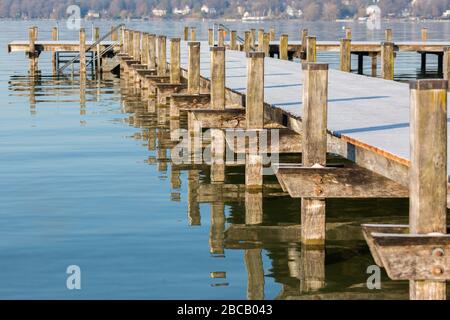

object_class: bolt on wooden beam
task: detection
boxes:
[157,35,167,76]
[170,38,181,84]
[306,36,317,63]
[279,34,288,60]
[301,63,329,245]
[188,42,201,94]
[409,79,448,300]
[381,41,395,80]
[340,38,351,72]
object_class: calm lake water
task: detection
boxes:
[0,19,449,299]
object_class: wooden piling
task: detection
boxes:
[79,28,86,77]
[230,31,237,50]
[279,34,288,60]
[306,36,317,63]
[157,35,167,76]
[245,52,265,188]
[409,79,448,300]
[421,28,428,41]
[141,33,149,66]
[345,27,352,40]
[370,53,378,77]
[340,38,351,72]
[184,26,189,41]
[301,63,329,245]
[94,27,100,41]
[263,33,270,56]
[96,43,101,74]
[269,27,275,41]
[444,47,450,91]
[208,28,214,46]
[258,29,264,52]
[381,42,394,80]
[148,34,156,69]
[301,29,308,61]
[244,31,251,53]
[210,47,226,184]
[385,28,393,42]
[250,29,256,48]
[188,42,201,94]
[51,27,58,73]
[111,26,118,41]
[191,27,197,41]
[170,38,181,84]
[133,31,141,62]
[28,27,37,73]
[218,28,225,47]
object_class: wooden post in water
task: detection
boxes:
[258,29,264,52]
[250,29,256,47]
[96,43,101,75]
[269,27,275,41]
[370,53,378,77]
[279,34,288,60]
[79,28,86,77]
[244,31,251,53]
[381,42,394,80]
[134,31,141,62]
[170,38,181,84]
[28,27,37,74]
[444,47,450,91]
[188,42,200,94]
[409,79,448,300]
[218,28,225,47]
[51,26,58,73]
[94,27,100,41]
[230,31,237,50]
[301,63,328,245]
[306,36,317,63]
[385,28,393,42]
[245,52,265,188]
[111,26,118,41]
[191,27,197,41]
[141,33,148,66]
[184,26,189,41]
[210,46,226,183]
[148,34,156,70]
[345,27,352,40]
[421,28,428,41]
[301,29,308,61]
[208,28,214,46]
[127,30,133,56]
[263,33,270,56]
[157,35,167,76]
[340,38,351,72]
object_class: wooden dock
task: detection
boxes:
[7,25,450,300]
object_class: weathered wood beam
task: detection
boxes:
[381,42,395,80]
[340,38,351,72]
[190,109,246,129]
[273,163,409,198]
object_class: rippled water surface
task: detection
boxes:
[0,20,449,299]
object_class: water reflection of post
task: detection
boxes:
[28,74,39,116]
[156,129,168,172]
[80,77,86,116]
[170,166,181,202]
[299,245,325,293]
[245,249,265,300]
[210,200,225,255]
[187,170,201,226]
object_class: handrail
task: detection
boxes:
[86,41,117,67]
[58,24,124,74]
[215,23,255,51]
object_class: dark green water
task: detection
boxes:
[0,20,448,299]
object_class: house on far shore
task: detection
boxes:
[443,9,450,19]
[201,5,217,15]
[86,11,100,20]
[173,5,191,16]
[152,8,167,17]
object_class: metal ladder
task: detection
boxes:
[57,24,124,74]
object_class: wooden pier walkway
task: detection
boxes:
[177,41,449,190]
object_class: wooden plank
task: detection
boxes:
[274,164,409,198]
